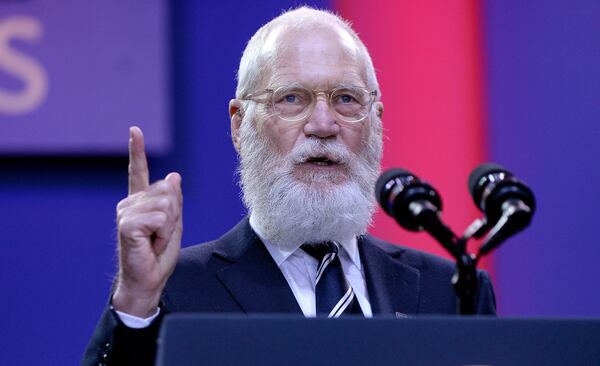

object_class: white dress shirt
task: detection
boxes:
[250,215,373,317]
[116,215,372,328]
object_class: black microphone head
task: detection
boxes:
[375,168,442,231]
[468,163,508,206]
[375,168,412,213]
[468,162,535,225]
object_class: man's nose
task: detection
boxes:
[303,97,340,138]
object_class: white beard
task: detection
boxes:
[238,109,382,250]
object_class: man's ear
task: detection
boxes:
[229,99,243,152]
[374,101,384,119]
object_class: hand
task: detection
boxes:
[112,127,183,317]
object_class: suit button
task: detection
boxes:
[104,342,111,349]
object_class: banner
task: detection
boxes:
[0,0,169,154]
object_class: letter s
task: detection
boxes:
[0,16,48,115]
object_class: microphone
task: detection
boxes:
[375,168,460,258]
[468,163,536,254]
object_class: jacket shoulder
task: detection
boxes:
[176,217,255,268]
[364,235,456,274]
[364,235,496,315]
[178,240,221,265]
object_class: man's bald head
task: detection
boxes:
[235,7,379,101]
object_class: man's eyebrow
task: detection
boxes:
[269,81,304,89]
[285,82,305,89]
[334,82,368,90]
[271,82,368,90]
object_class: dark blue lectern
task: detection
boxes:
[156,315,600,365]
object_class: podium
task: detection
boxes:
[156,315,600,365]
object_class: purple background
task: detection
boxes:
[484,0,600,316]
[0,1,598,365]
[0,0,169,154]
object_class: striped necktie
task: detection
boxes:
[301,242,363,317]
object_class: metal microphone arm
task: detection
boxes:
[479,199,532,256]
[408,200,462,259]
[408,201,480,315]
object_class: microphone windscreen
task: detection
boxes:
[375,168,413,210]
[468,163,511,204]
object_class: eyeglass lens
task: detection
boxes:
[271,86,372,122]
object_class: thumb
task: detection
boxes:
[165,172,181,185]
[165,172,183,203]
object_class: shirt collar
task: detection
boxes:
[249,214,362,270]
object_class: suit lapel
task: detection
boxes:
[215,219,302,314]
[360,236,421,316]
[212,219,421,316]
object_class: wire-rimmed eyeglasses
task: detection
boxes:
[242,84,378,123]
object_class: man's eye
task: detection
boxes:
[277,92,307,104]
[284,94,298,103]
[335,92,359,105]
[339,94,356,103]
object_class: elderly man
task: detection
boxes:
[83,6,495,366]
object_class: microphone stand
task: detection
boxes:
[451,239,479,315]
[450,219,488,315]
[412,206,481,315]
[451,200,534,313]
[421,216,504,315]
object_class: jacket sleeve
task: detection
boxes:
[81,304,165,366]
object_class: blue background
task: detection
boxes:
[484,0,600,316]
[0,1,598,364]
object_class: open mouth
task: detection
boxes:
[293,152,350,183]
[302,156,340,166]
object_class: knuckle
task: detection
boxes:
[155,180,170,193]
[116,203,129,219]
[118,216,133,233]
[116,208,125,221]
[156,197,171,211]
[116,197,131,212]
[154,212,168,226]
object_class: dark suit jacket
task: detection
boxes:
[82,217,496,365]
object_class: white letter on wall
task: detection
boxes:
[0,16,48,115]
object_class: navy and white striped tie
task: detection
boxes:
[301,242,363,317]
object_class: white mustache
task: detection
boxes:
[289,139,354,165]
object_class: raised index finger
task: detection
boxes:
[128,126,150,195]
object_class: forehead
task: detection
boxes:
[265,24,367,89]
